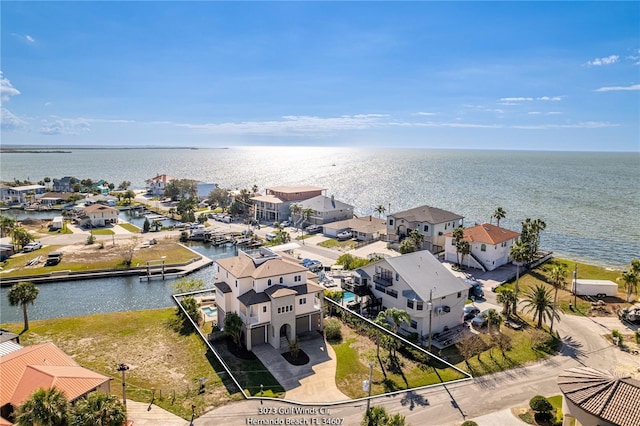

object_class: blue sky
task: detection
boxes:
[1,2,639,151]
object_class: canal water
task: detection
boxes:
[0,242,239,324]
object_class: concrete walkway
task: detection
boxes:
[252,333,350,403]
[126,400,189,425]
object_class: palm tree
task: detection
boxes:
[510,239,528,311]
[408,229,424,250]
[374,204,386,219]
[15,387,70,426]
[70,392,126,426]
[289,203,301,226]
[375,307,410,358]
[251,184,259,194]
[547,263,567,332]
[151,219,162,232]
[7,281,40,331]
[522,284,559,329]
[11,226,33,251]
[497,289,517,317]
[302,208,313,226]
[492,207,507,227]
[458,240,471,267]
[619,270,638,303]
[223,312,244,347]
[0,215,16,238]
[452,226,465,266]
[483,308,502,334]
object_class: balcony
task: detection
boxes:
[238,311,260,325]
[373,274,393,287]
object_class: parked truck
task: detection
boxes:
[572,279,618,298]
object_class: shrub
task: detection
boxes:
[86,234,96,245]
[612,329,623,346]
[461,421,479,426]
[635,330,640,344]
[324,318,342,342]
[529,395,553,413]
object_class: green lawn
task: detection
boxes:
[317,239,355,250]
[119,223,140,233]
[1,309,244,419]
[90,228,114,235]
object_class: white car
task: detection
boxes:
[280,220,291,227]
[23,241,43,252]
[337,231,353,240]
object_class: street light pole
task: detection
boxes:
[365,362,373,416]
[428,286,436,352]
[117,363,129,410]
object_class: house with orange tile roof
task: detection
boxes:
[145,174,177,196]
[443,223,520,271]
[213,247,324,350]
[0,342,111,424]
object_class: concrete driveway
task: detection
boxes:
[251,332,350,403]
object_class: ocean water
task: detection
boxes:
[2,147,639,269]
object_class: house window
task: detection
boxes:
[290,305,293,311]
[481,244,486,252]
[278,307,281,314]
[263,306,267,313]
[407,299,414,309]
[457,292,462,298]
[452,239,456,245]
[299,298,307,305]
[375,283,386,293]
[387,289,398,299]
[410,320,417,329]
[416,302,424,310]
[395,273,399,281]
[423,225,428,232]
[268,279,272,286]
[389,219,394,226]
[279,277,283,284]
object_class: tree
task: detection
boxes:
[172,277,205,293]
[163,179,197,201]
[7,281,40,331]
[398,238,417,254]
[0,214,15,238]
[362,406,388,426]
[492,333,512,357]
[118,181,131,190]
[547,263,567,332]
[520,218,547,263]
[452,226,465,266]
[151,219,163,232]
[483,308,502,334]
[143,217,150,233]
[529,395,553,420]
[522,284,559,329]
[251,184,259,194]
[207,187,231,210]
[289,203,302,225]
[224,312,244,347]
[619,270,638,303]
[497,289,517,317]
[457,334,485,366]
[510,239,528,310]
[375,307,410,359]
[408,229,424,250]
[15,387,70,426]
[492,207,506,227]
[123,190,136,205]
[11,226,33,250]
[374,204,386,219]
[178,296,202,327]
[302,207,314,227]
[458,240,471,267]
[118,237,139,266]
[69,392,126,426]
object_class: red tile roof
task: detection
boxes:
[0,342,111,408]
[446,223,520,245]
[558,367,640,426]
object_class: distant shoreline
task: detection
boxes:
[1,146,227,152]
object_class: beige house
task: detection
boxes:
[81,204,119,227]
[386,205,464,253]
[322,215,386,241]
[558,367,640,426]
[213,248,324,350]
[145,174,177,196]
[251,185,325,224]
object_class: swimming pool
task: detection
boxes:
[202,306,217,316]
[343,291,356,303]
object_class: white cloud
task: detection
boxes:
[499,97,533,102]
[1,107,28,131]
[586,55,619,66]
[594,84,640,92]
[415,112,438,116]
[537,96,562,101]
[176,114,388,135]
[40,117,91,136]
[10,33,36,44]
[1,71,21,102]
[513,121,619,129]
[528,111,562,116]
[528,112,541,115]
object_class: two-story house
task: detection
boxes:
[0,184,47,204]
[251,185,325,224]
[386,205,464,253]
[444,223,520,271]
[351,250,470,339]
[145,174,177,196]
[80,204,119,227]
[52,176,79,192]
[213,248,324,351]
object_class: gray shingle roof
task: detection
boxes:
[392,205,463,224]
[238,289,271,306]
[558,367,640,426]
[298,195,353,212]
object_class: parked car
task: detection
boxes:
[45,251,63,266]
[305,224,322,234]
[336,231,353,241]
[280,220,291,227]
[302,258,320,267]
[307,261,323,273]
[463,305,480,321]
[265,232,277,241]
[23,241,43,252]
[465,278,485,300]
[472,310,489,326]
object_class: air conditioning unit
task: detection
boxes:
[435,307,444,315]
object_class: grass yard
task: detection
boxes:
[0,239,198,278]
[90,228,115,235]
[119,222,141,233]
[1,308,244,419]
[317,239,356,250]
[499,258,627,316]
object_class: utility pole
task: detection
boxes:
[365,362,373,415]
[117,363,129,410]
